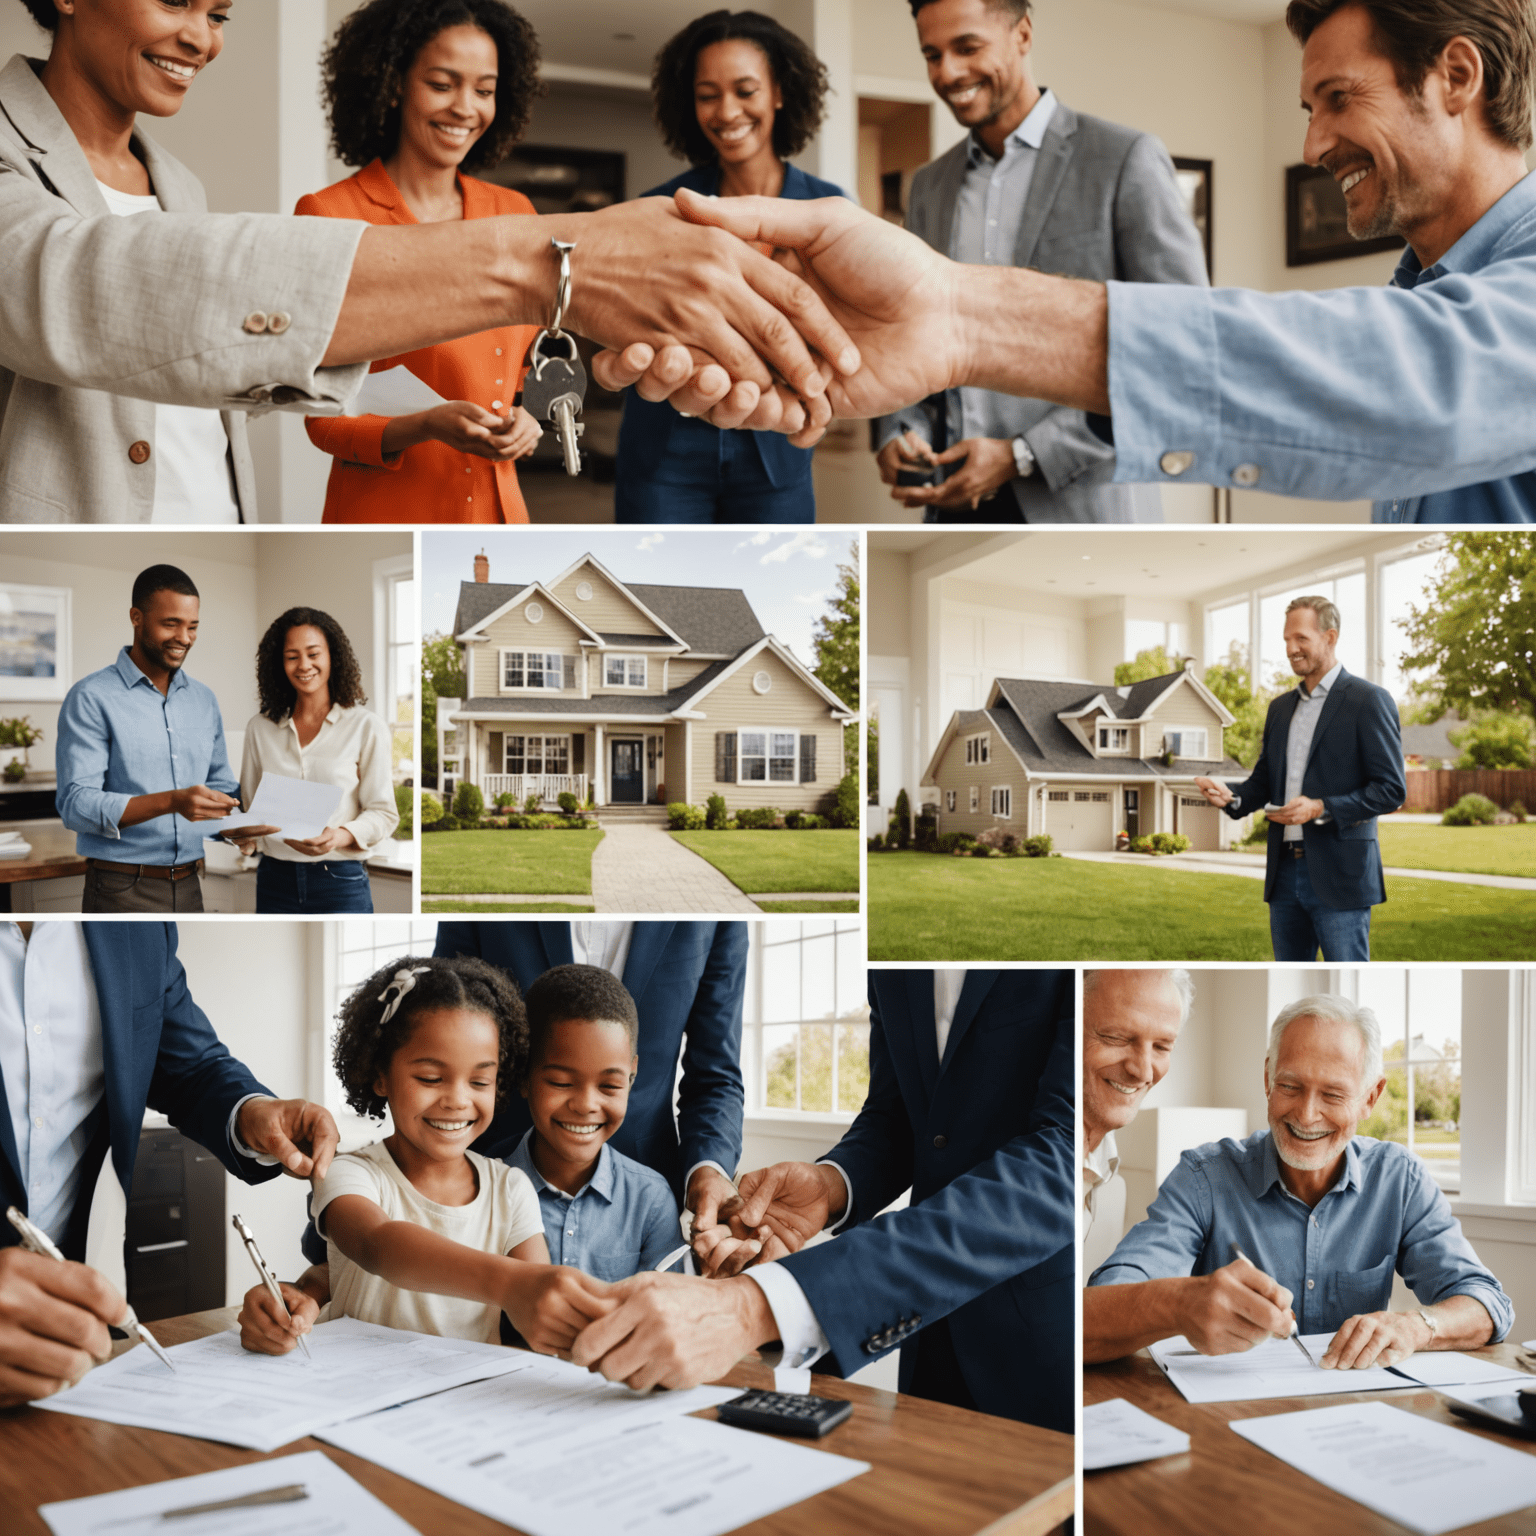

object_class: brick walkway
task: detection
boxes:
[589,824,762,913]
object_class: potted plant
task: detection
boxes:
[0,717,43,775]
[1115,828,1130,851]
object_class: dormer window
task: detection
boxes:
[1165,728,1209,759]
[1098,725,1131,754]
[604,655,647,688]
[964,733,991,766]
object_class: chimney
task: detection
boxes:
[474,550,489,584]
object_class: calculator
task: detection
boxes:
[716,1389,854,1438]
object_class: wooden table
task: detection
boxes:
[0,821,85,912]
[1085,1343,1536,1535]
[0,1307,1074,1536]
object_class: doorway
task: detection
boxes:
[610,739,644,804]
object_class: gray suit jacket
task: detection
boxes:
[0,55,367,523]
[878,99,1209,523]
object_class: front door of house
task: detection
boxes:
[1124,789,1140,839]
[610,739,644,804]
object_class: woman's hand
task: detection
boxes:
[384,401,541,461]
[283,827,359,857]
[502,404,543,459]
[237,1280,320,1356]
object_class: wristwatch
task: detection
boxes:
[1011,436,1036,478]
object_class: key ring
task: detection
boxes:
[548,238,576,336]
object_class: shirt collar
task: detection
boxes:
[511,1127,615,1203]
[114,645,186,693]
[1393,170,1536,286]
[1084,1129,1119,1185]
[1300,661,1343,702]
[968,87,1058,165]
[1258,1128,1362,1199]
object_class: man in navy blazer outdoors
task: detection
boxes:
[568,969,1075,1432]
[1196,595,1406,961]
[0,921,339,1407]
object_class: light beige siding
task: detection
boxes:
[662,723,687,804]
[548,561,668,638]
[593,651,671,700]
[929,730,1026,837]
[665,657,718,691]
[470,603,588,697]
[1146,683,1226,759]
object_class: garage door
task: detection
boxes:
[1043,788,1113,851]
[1175,795,1222,852]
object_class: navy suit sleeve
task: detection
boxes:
[433,923,482,960]
[144,926,280,1186]
[1325,685,1406,826]
[780,991,1075,1377]
[674,923,747,1179]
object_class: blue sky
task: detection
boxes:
[421,528,856,662]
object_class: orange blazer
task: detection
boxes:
[296,161,540,524]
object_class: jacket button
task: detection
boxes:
[268,311,292,335]
[243,311,268,334]
[933,1134,948,1149]
[128,441,151,465]
[1160,450,1195,477]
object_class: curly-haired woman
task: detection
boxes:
[297,0,546,524]
[230,607,399,914]
[615,9,846,525]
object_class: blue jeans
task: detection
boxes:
[1268,852,1371,961]
[255,857,373,914]
[615,419,815,523]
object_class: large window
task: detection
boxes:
[1259,572,1367,686]
[374,555,415,782]
[739,730,767,782]
[504,735,571,775]
[502,651,569,690]
[604,656,647,688]
[991,786,1012,818]
[737,731,802,784]
[965,733,990,765]
[1098,725,1130,753]
[769,733,796,782]
[1379,547,1444,701]
[747,922,868,1116]
[1164,728,1209,759]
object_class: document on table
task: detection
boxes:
[1083,1398,1191,1471]
[350,365,450,418]
[1149,1333,1417,1404]
[237,774,344,840]
[1231,1400,1536,1535]
[1393,1353,1534,1389]
[38,1450,416,1536]
[34,1317,530,1452]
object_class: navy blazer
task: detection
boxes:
[615,162,847,490]
[780,970,1074,1431]
[0,923,278,1261]
[1223,668,1406,910]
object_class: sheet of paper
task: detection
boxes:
[323,1378,868,1536]
[238,774,344,840]
[1083,1398,1192,1471]
[1393,1353,1534,1389]
[1149,1332,1418,1404]
[1231,1400,1536,1535]
[38,1450,416,1536]
[34,1317,529,1452]
[350,365,449,417]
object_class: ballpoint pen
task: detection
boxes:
[161,1484,309,1520]
[232,1213,312,1360]
[1230,1240,1318,1367]
[5,1205,176,1374]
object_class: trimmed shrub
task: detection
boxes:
[523,792,541,815]
[1024,835,1053,858]
[557,791,580,816]
[420,791,443,827]
[937,832,978,856]
[1128,835,1152,854]
[1443,792,1501,826]
[798,813,826,830]
[452,782,485,822]
[1150,832,1191,855]
[970,842,994,857]
[1512,799,1529,823]
[867,833,886,851]
[706,793,729,830]
[495,792,517,811]
[784,810,805,829]
[999,831,1023,856]
[735,807,779,830]
[891,789,912,850]
[976,828,1006,851]
[915,810,938,852]
[831,772,859,829]
[394,783,413,838]
[426,814,463,833]
[668,802,706,831]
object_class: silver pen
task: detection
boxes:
[6,1205,176,1373]
[1229,1240,1317,1367]
[232,1213,312,1360]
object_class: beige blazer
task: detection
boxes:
[0,54,369,523]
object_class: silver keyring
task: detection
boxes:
[549,238,576,335]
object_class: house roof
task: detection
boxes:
[600,633,683,649]
[453,581,527,638]
[453,658,740,719]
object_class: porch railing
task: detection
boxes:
[481,773,588,808]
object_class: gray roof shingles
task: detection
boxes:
[455,657,742,719]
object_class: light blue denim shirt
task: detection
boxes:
[506,1129,683,1282]
[1088,1129,1512,1340]
[54,647,238,865]
[1105,171,1536,522]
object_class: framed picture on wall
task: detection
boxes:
[1172,157,1214,280]
[1286,162,1404,266]
[0,582,71,700]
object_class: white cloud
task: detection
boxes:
[734,531,775,552]
[793,589,831,606]
[636,533,665,552]
[761,530,829,564]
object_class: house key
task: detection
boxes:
[522,238,585,476]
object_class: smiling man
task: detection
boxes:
[54,563,239,912]
[1081,970,1191,1271]
[1083,995,1510,1368]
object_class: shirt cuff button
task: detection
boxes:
[243,311,269,334]
[1232,463,1261,487]
[268,312,292,335]
[1159,450,1196,477]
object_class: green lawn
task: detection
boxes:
[868,851,1536,961]
[422,830,602,895]
[756,899,860,913]
[1377,821,1536,878]
[424,901,595,913]
[669,831,860,894]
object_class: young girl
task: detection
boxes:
[238,955,613,1354]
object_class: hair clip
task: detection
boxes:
[378,965,431,1024]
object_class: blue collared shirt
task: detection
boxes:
[1105,171,1536,522]
[54,647,238,865]
[505,1129,683,1282]
[1088,1129,1513,1340]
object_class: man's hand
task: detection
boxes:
[1193,776,1235,809]
[569,1270,779,1392]
[694,1161,846,1278]
[0,1248,123,1407]
[217,823,280,853]
[684,1166,739,1235]
[500,1264,616,1358]
[899,436,1019,511]
[237,1280,320,1357]
[876,430,937,492]
[235,1097,340,1181]
[282,828,359,858]
[1266,796,1325,826]
[1184,1258,1296,1355]
[169,786,240,823]
[1322,1310,1429,1371]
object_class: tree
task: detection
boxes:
[420,632,467,789]
[1200,642,1298,769]
[813,539,860,774]
[1114,646,1186,686]
[1399,532,1536,719]
[866,704,879,801]
[1450,712,1535,770]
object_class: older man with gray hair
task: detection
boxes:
[1084,994,1509,1367]
[1195,595,1405,962]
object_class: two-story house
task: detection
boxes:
[920,670,1245,851]
[436,552,854,813]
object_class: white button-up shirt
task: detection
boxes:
[1282,661,1342,841]
[1082,1130,1120,1245]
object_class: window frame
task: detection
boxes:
[969,784,979,812]
[945,789,956,813]
[991,786,1012,819]
[503,733,572,776]
[1165,727,1209,760]
[1097,725,1131,754]
[372,553,415,785]
[499,648,569,693]
[737,729,801,785]
[603,654,648,690]
[964,732,991,766]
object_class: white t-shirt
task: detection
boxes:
[95,179,241,525]
[311,1142,544,1343]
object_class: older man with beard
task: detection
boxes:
[1083,995,1510,1367]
